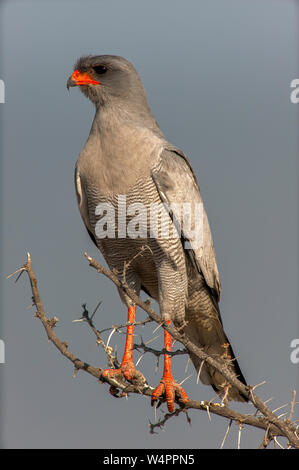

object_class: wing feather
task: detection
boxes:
[74,165,97,246]
[152,147,221,302]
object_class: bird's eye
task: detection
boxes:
[93,65,108,75]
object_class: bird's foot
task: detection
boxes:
[151,376,189,412]
[101,360,136,382]
[101,361,147,393]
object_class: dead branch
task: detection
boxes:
[73,303,119,369]
[84,253,299,448]
[149,407,191,434]
[11,252,299,448]
[133,339,188,358]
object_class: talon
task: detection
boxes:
[151,382,165,406]
[101,367,122,381]
[101,360,137,384]
[121,361,138,382]
[151,378,189,412]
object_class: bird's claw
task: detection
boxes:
[151,377,189,412]
[101,361,147,392]
[101,360,137,383]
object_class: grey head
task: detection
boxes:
[67,55,160,130]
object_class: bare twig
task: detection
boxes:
[98,317,153,335]
[237,423,243,449]
[259,425,273,449]
[220,420,232,449]
[288,390,296,422]
[149,408,191,434]
[133,339,188,358]
[73,303,119,369]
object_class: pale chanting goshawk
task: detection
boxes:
[67,55,247,411]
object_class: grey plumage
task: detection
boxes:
[68,55,247,401]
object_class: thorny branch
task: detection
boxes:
[133,338,188,359]
[11,252,299,448]
[73,302,119,370]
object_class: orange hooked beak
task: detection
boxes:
[67,69,100,89]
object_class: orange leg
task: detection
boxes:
[101,305,137,386]
[151,320,189,412]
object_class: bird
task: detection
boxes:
[67,55,248,412]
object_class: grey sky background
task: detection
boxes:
[0,0,298,449]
